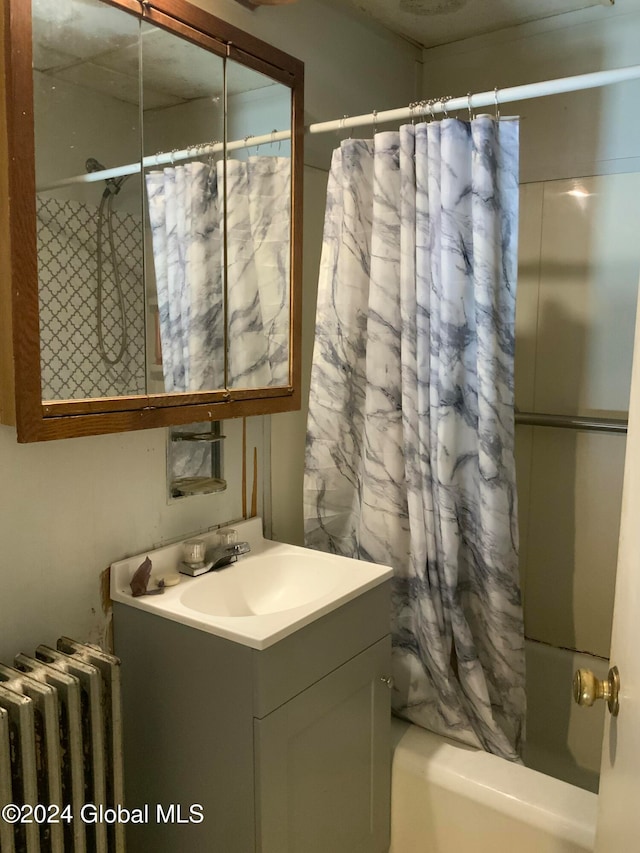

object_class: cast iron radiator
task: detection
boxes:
[0,638,124,853]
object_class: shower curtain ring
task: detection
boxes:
[340,115,351,140]
[442,95,452,118]
[372,109,378,134]
[494,87,500,120]
[270,128,283,153]
[467,92,475,122]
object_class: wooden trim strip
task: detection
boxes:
[227,44,294,87]
[0,0,15,425]
[142,6,227,58]
[289,68,304,397]
[22,395,300,442]
[6,0,42,435]
[41,385,294,417]
[146,0,302,76]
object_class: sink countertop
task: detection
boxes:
[109,518,393,650]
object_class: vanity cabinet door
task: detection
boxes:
[254,636,391,853]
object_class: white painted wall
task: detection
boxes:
[0,0,419,662]
[421,4,640,183]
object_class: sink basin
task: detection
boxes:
[110,517,392,649]
[180,552,344,617]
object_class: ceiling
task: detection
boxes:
[339,0,615,48]
[32,0,279,108]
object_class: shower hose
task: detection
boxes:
[96,185,128,366]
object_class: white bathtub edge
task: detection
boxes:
[392,720,597,850]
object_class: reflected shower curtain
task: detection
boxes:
[146,161,225,392]
[304,118,525,760]
[145,156,290,392]
[226,156,291,387]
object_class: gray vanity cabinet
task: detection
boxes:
[255,637,391,853]
[113,581,392,853]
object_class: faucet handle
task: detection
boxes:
[217,528,238,546]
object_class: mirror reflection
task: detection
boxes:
[225,60,292,390]
[32,0,294,403]
[141,23,226,394]
[33,0,144,401]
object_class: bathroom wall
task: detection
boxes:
[517,174,640,659]
[421,4,640,184]
[0,0,420,663]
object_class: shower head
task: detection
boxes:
[86,157,106,174]
[85,157,125,196]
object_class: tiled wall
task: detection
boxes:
[37,196,146,400]
[516,174,640,658]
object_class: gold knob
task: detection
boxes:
[573,666,620,716]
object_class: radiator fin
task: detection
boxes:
[57,638,125,853]
[14,655,87,853]
[0,665,63,853]
[1,640,125,853]
[0,685,39,853]
[0,706,16,853]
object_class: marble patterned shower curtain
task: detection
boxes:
[146,156,291,393]
[304,118,525,760]
[145,161,225,392]
[226,156,291,387]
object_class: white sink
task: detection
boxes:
[180,552,345,617]
[110,518,392,649]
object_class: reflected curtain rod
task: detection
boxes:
[36,62,640,194]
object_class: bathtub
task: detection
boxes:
[524,639,608,793]
[390,718,597,853]
[389,637,605,853]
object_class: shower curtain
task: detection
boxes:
[145,156,290,393]
[304,117,525,760]
[226,156,291,387]
[146,161,225,392]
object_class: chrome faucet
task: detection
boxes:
[179,527,251,577]
[209,541,251,571]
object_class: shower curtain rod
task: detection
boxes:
[36,62,640,194]
[515,411,628,434]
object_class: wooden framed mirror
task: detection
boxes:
[0,0,303,441]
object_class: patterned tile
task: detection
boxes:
[37,196,146,400]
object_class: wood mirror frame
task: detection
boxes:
[0,0,303,442]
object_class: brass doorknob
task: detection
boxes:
[573,666,620,716]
